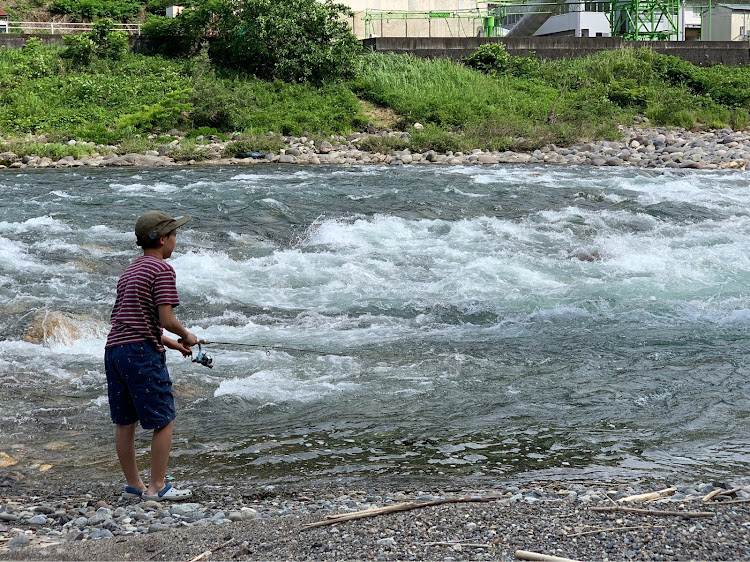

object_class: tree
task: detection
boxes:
[152,0,361,84]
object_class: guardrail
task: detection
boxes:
[1,21,141,35]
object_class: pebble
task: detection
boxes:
[0,126,749,171]
[0,480,748,555]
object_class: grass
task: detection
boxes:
[0,44,748,152]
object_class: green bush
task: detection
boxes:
[186,126,226,139]
[409,125,472,153]
[169,139,213,161]
[203,0,361,83]
[115,89,192,131]
[61,19,129,65]
[606,79,654,109]
[221,135,285,157]
[731,108,749,130]
[464,43,513,73]
[356,135,409,153]
[5,141,96,160]
[62,34,96,66]
[49,0,144,20]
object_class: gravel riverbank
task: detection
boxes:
[2,478,750,561]
[1,125,749,171]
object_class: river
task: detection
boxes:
[1,164,749,488]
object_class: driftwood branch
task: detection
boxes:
[424,541,495,548]
[301,494,508,530]
[515,550,581,562]
[703,487,741,502]
[708,498,750,505]
[567,524,666,537]
[186,538,236,562]
[591,506,714,518]
[618,488,675,503]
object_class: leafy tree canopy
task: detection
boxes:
[145,0,361,84]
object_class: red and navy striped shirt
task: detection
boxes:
[105,255,180,352]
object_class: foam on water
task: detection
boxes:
[214,369,360,403]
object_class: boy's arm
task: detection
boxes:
[158,304,198,346]
[162,335,193,357]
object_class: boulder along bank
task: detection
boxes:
[0,126,749,170]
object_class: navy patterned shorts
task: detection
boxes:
[105,342,176,430]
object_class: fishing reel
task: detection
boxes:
[191,342,213,369]
[179,339,213,368]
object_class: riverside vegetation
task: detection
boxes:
[0,0,750,163]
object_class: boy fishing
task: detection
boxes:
[104,210,198,501]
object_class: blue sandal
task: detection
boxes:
[143,482,192,501]
[122,485,144,499]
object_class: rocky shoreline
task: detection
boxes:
[2,479,750,560]
[1,126,749,171]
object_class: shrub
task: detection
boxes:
[221,135,285,157]
[61,19,129,65]
[204,0,361,83]
[169,139,213,161]
[464,43,542,78]
[356,135,409,153]
[115,89,192,131]
[606,80,653,109]
[49,0,143,21]
[464,43,512,73]
[62,34,96,66]
[409,125,472,153]
[5,141,96,160]
[731,108,749,130]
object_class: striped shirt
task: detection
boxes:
[105,255,180,352]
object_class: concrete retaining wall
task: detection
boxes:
[0,34,166,52]
[363,36,750,66]
[1,34,747,66]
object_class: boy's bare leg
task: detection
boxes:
[147,420,174,496]
[115,422,146,491]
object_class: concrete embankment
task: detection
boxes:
[0,125,748,171]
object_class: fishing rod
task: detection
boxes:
[178,338,346,368]
[199,339,347,356]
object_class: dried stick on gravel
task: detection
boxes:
[186,537,236,562]
[515,550,582,562]
[566,524,666,537]
[424,541,496,548]
[703,487,741,502]
[710,498,750,505]
[617,488,676,502]
[301,494,508,530]
[591,506,715,518]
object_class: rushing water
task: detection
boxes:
[2,164,750,488]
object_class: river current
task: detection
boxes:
[1,164,750,488]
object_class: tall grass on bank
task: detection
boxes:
[1,42,748,150]
[355,53,624,151]
[0,45,367,142]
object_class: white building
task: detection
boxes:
[336,0,750,40]
[706,4,750,40]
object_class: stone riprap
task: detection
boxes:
[1,481,750,560]
[0,126,748,170]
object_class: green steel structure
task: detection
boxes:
[608,0,680,39]
[363,0,734,40]
[363,9,490,38]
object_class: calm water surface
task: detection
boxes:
[1,164,750,487]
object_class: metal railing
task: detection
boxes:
[1,21,141,35]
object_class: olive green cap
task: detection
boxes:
[135,210,191,241]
